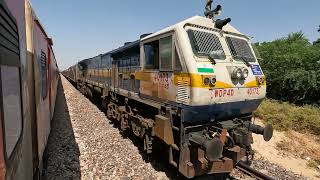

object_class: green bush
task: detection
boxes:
[254,99,320,136]
[256,32,320,105]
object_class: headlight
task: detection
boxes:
[242,68,249,79]
[203,77,211,85]
[232,67,242,79]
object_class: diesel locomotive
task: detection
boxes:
[63,0,273,178]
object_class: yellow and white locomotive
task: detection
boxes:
[63,1,272,178]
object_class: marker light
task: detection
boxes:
[210,77,217,85]
[256,76,265,85]
[203,77,211,85]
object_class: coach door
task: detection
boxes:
[112,61,119,91]
[0,0,25,179]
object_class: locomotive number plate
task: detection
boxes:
[213,89,235,98]
[247,87,260,95]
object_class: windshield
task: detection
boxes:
[225,37,256,62]
[187,29,226,60]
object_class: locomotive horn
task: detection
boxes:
[189,132,223,161]
[215,18,231,29]
[244,122,273,141]
[204,0,213,18]
[204,0,222,19]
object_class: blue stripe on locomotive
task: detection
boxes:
[181,99,263,123]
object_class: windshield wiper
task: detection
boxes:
[234,55,251,67]
[208,55,217,65]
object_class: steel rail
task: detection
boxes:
[236,161,274,180]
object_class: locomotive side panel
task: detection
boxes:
[137,33,183,103]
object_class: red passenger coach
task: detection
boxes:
[0,0,59,179]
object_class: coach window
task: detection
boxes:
[159,36,173,71]
[143,40,159,70]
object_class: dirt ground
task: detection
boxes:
[251,119,320,179]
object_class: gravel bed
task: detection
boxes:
[230,156,309,180]
[42,77,169,180]
[42,76,311,180]
[250,156,308,180]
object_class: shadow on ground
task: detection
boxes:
[42,77,81,180]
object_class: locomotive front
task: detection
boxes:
[176,18,266,123]
[159,2,273,178]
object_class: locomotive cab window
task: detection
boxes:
[0,2,23,159]
[143,41,159,70]
[159,36,173,71]
[143,35,175,71]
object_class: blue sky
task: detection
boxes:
[31,0,320,70]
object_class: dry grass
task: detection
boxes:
[254,99,320,136]
[254,99,320,169]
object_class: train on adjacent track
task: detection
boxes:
[0,0,59,179]
[63,1,273,178]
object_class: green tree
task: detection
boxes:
[257,32,320,105]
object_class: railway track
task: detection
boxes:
[236,161,274,180]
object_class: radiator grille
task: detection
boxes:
[176,78,190,104]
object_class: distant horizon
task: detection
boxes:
[31,0,320,70]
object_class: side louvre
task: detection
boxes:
[0,1,20,67]
[176,77,190,104]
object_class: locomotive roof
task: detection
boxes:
[77,15,248,66]
[141,15,246,41]
[102,16,246,58]
[107,40,140,56]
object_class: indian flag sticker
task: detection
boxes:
[197,64,214,73]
